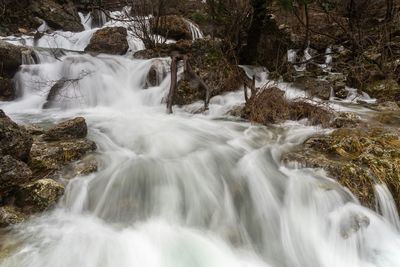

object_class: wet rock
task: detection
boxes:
[43,117,87,141]
[331,112,361,128]
[228,105,245,117]
[374,101,400,112]
[0,41,34,100]
[29,141,64,172]
[61,139,97,162]
[365,79,400,102]
[145,60,167,88]
[152,15,192,40]
[0,155,32,195]
[283,127,400,208]
[347,63,386,92]
[333,83,348,99]
[0,110,33,161]
[16,178,64,212]
[0,40,22,75]
[268,71,281,80]
[325,73,348,99]
[43,79,66,109]
[145,67,159,88]
[30,138,96,173]
[0,206,27,227]
[60,155,98,179]
[294,76,332,100]
[0,0,81,35]
[306,62,325,77]
[21,124,45,136]
[30,0,83,32]
[0,77,15,101]
[85,27,129,55]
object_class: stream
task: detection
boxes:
[1,9,400,267]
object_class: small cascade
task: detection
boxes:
[374,184,400,231]
[324,46,333,71]
[79,12,93,30]
[2,4,400,267]
[287,48,310,72]
[37,21,50,33]
[21,49,36,65]
[184,19,204,40]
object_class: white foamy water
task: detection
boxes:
[0,14,399,267]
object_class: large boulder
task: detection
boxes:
[0,41,22,75]
[0,110,32,161]
[0,77,15,101]
[0,155,32,196]
[30,138,96,172]
[30,0,83,32]
[152,15,192,41]
[85,27,129,55]
[43,117,87,141]
[16,178,65,213]
[0,40,35,100]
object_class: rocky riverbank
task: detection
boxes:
[0,111,97,227]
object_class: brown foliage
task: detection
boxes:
[244,86,333,126]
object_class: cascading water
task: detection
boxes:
[1,8,400,267]
[184,19,204,40]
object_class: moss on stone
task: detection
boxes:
[283,127,400,208]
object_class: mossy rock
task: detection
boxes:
[283,127,400,208]
[29,138,96,173]
[85,27,129,55]
[16,178,65,213]
[0,206,27,227]
[365,79,400,102]
[151,15,192,41]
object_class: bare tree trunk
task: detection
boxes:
[304,3,310,49]
[385,0,394,22]
[251,75,256,95]
[239,0,269,64]
[167,56,177,114]
[244,84,249,102]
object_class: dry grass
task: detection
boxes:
[244,86,333,126]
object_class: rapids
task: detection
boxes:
[1,9,400,267]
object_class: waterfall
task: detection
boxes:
[184,19,204,40]
[1,7,400,267]
[21,49,36,65]
[374,184,400,231]
[79,12,93,30]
